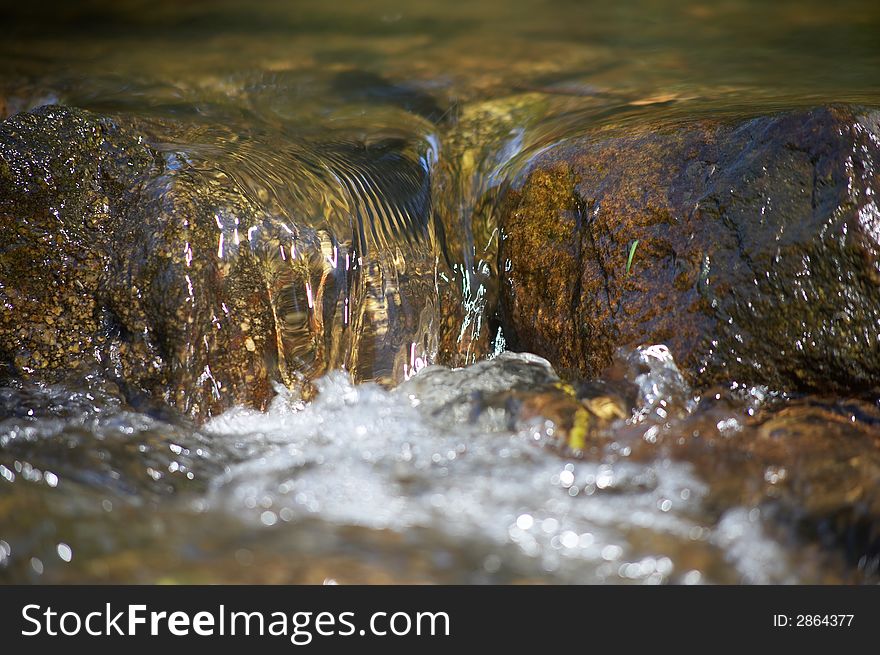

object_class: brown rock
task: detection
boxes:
[499,105,880,394]
[0,105,449,419]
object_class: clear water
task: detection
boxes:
[2,0,880,583]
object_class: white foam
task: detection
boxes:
[205,353,710,583]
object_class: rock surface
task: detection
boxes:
[498,105,880,395]
[634,392,880,579]
[0,106,282,418]
[6,101,880,421]
[0,105,451,419]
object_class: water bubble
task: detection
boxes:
[764,467,786,484]
[56,543,72,562]
[560,531,579,549]
[683,570,702,585]
[716,418,741,435]
[0,540,10,565]
[601,545,623,561]
[516,514,534,530]
[596,467,614,489]
[483,555,502,573]
[541,518,559,534]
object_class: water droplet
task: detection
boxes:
[483,555,501,573]
[516,514,534,530]
[56,543,72,562]
[683,570,702,585]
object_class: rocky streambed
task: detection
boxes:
[2,0,880,584]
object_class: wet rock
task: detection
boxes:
[0,105,449,419]
[400,352,630,454]
[398,351,562,418]
[498,105,880,395]
[0,105,283,419]
[629,395,880,580]
[1,106,154,384]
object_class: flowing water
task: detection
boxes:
[2,0,880,583]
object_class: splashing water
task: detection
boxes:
[206,354,706,584]
[3,349,863,584]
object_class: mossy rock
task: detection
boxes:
[499,105,880,395]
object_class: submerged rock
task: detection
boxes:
[498,105,880,395]
[0,105,457,419]
[627,393,880,580]
[399,351,630,454]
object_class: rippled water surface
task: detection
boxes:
[2,0,880,583]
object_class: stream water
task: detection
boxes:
[2,0,880,584]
